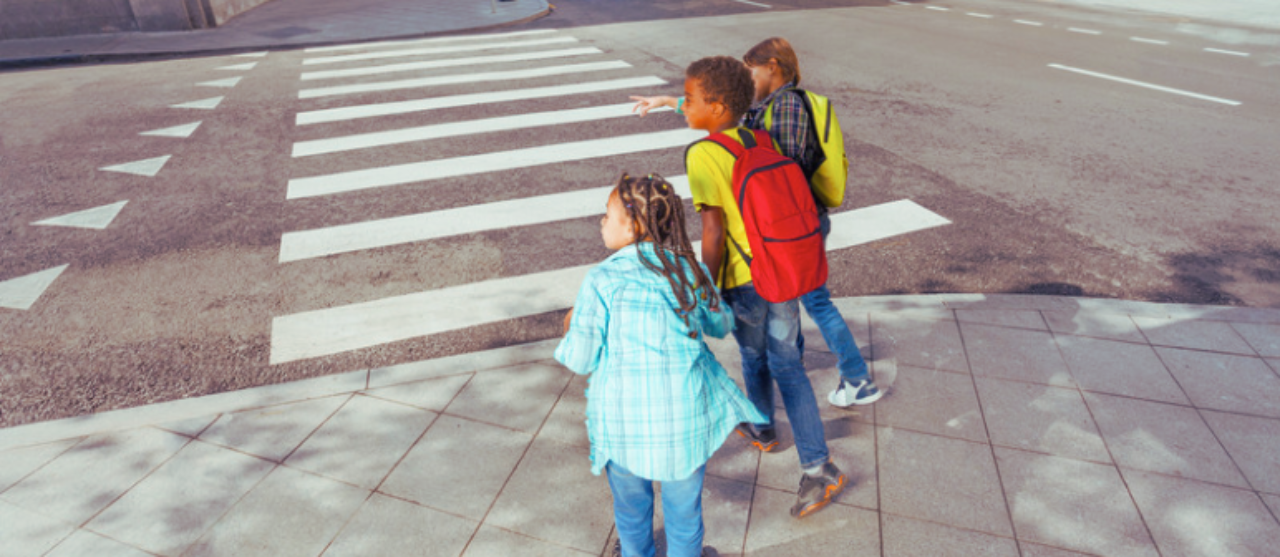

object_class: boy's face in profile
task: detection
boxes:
[682,76,721,132]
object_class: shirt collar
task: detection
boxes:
[753,80,798,110]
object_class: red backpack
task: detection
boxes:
[697,128,827,303]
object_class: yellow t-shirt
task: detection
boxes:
[685,127,761,290]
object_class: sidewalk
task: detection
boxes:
[3,294,1279,556]
[0,0,550,68]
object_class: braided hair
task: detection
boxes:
[614,173,722,321]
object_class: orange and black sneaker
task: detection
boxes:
[735,423,778,453]
[790,461,847,518]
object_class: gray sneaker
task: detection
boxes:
[791,461,848,518]
[828,379,884,407]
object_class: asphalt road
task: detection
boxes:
[1,0,1278,427]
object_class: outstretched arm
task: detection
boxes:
[630,95,680,116]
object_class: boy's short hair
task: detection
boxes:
[686,56,754,122]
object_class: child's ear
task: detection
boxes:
[710,100,728,119]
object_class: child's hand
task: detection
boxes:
[563,307,574,335]
[630,95,674,117]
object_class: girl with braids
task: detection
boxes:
[555,173,764,557]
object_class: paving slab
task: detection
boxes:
[0,499,75,557]
[1199,410,1280,494]
[0,427,189,526]
[1084,392,1250,488]
[876,365,987,443]
[960,323,1076,387]
[196,395,348,462]
[0,439,77,493]
[43,529,153,557]
[975,377,1109,463]
[85,439,275,555]
[870,312,969,374]
[743,486,880,556]
[1231,322,1280,357]
[995,447,1158,557]
[1042,309,1148,344]
[321,493,478,557]
[881,513,1019,557]
[1123,468,1280,557]
[1156,348,1280,418]
[445,361,571,433]
[181,465,369,557]
[878,428,1012,537]
[461,524,596,557]
[284,394,436,489]
[956,309,1049,331]
[1132,316,1257,355]
[485,436,613,553]
[361,373,472,412]
[1055,335,1189,404]
[379,414,531,520]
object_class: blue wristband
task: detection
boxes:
[676,97,685,115]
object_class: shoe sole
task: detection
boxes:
[735,428,778,452]
[793,474,847,519]
[830,387,886,408]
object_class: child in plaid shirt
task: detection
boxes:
[556,173,764,557]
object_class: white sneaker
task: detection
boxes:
[828,379,884,407]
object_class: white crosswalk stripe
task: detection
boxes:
[271,30,952,364]
[302,36,580,66]
[300,47,603,81]
[296,76,667,125]
[297,60,632,99]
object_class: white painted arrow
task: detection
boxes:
[99,155,171,177]
[217,62,258,71]
[233,51,268,58]
[33,201,128,230]
[0,265,69,310]
[140,121,201,138]
[171,96,224,110]
[198,77,242,88]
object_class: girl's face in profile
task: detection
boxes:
[601,191,637,250]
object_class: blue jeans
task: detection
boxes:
[723,284,830,469]
[606,462,706,557]
[799,212,870,385]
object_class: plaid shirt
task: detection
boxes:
[555,243,766,481]
[744,81,820,178]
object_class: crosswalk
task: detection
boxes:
[270,29,952,365]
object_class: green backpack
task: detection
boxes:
[763,87,848,208]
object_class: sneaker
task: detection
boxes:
[611,539,621,557]
[828,379,884,408]
[735,423,778,452]
[790,461,848,518]
[702,546,720,557]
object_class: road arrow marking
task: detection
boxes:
[217,62,258,71]
[1049,64,1241,106]
[269,200,951,363]
[140,121,202,138]
[100,155,172,177]
[0,265,69,310]
[33,201,128,230]
[198,77,242,88]
[171,96,224,110]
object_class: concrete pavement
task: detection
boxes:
[3,294,1279,556]
[0,0,550,67]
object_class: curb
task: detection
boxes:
[0,4,552,71]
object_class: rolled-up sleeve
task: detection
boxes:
[555,270,609,375]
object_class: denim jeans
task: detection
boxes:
[723,284,830,469]
[606,462,706,557]
[798,212,870,385]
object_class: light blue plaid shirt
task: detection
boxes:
[555,243,766,482]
